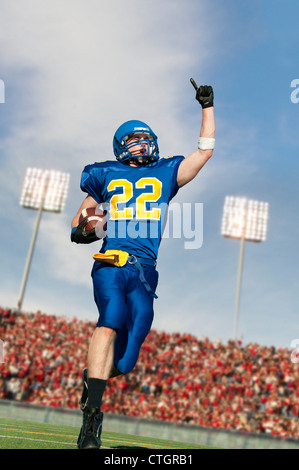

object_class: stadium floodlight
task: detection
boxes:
[221,196,269,341]
[20,168,69,212]
[17,168,70,313]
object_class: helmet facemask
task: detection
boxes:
[125,132,158,165]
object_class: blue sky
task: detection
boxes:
[0,0,298,349]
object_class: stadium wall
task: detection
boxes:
[0,399,298,449]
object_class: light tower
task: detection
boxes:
[221,196,269,341]
[17,168,70,312]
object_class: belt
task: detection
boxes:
[93,250,158,299]
[127,254,158,299]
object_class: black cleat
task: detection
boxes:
[77,407,103,449]
[79,368,88,411]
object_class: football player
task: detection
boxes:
[71,81,215,449]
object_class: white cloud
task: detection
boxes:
[0,1,208,150]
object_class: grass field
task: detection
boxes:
[0,417,215,450]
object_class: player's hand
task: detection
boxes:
[71,219,99,244]
[195,85,214,109]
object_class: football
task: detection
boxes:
[79,207,107,239]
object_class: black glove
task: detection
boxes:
[196,85,214,109]
[71,219,99,244]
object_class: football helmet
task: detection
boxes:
[113,120,159,164]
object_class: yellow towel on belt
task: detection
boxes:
[93,250,129,267]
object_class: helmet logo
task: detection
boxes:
[133,127,149,132]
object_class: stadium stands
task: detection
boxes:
[0,306,298,439]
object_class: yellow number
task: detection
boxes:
[136,177,162,220]
[107,179,133,220]
[107,177,162,220]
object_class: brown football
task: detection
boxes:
[79,207,107,239]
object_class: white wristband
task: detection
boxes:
[198,137,215,150]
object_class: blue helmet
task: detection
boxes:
[113,120,159,164]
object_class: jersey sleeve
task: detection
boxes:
[167,155,185,200]
[80,163,104,204]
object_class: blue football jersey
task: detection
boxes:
[80,156,184,260]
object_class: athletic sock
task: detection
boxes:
[87,378,107,409]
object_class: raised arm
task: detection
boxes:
[177,83,215,187]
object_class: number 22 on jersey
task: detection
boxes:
[107,177,162,221]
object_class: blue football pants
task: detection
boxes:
[91,262,158,374]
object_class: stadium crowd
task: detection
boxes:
[0,306,298,440]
